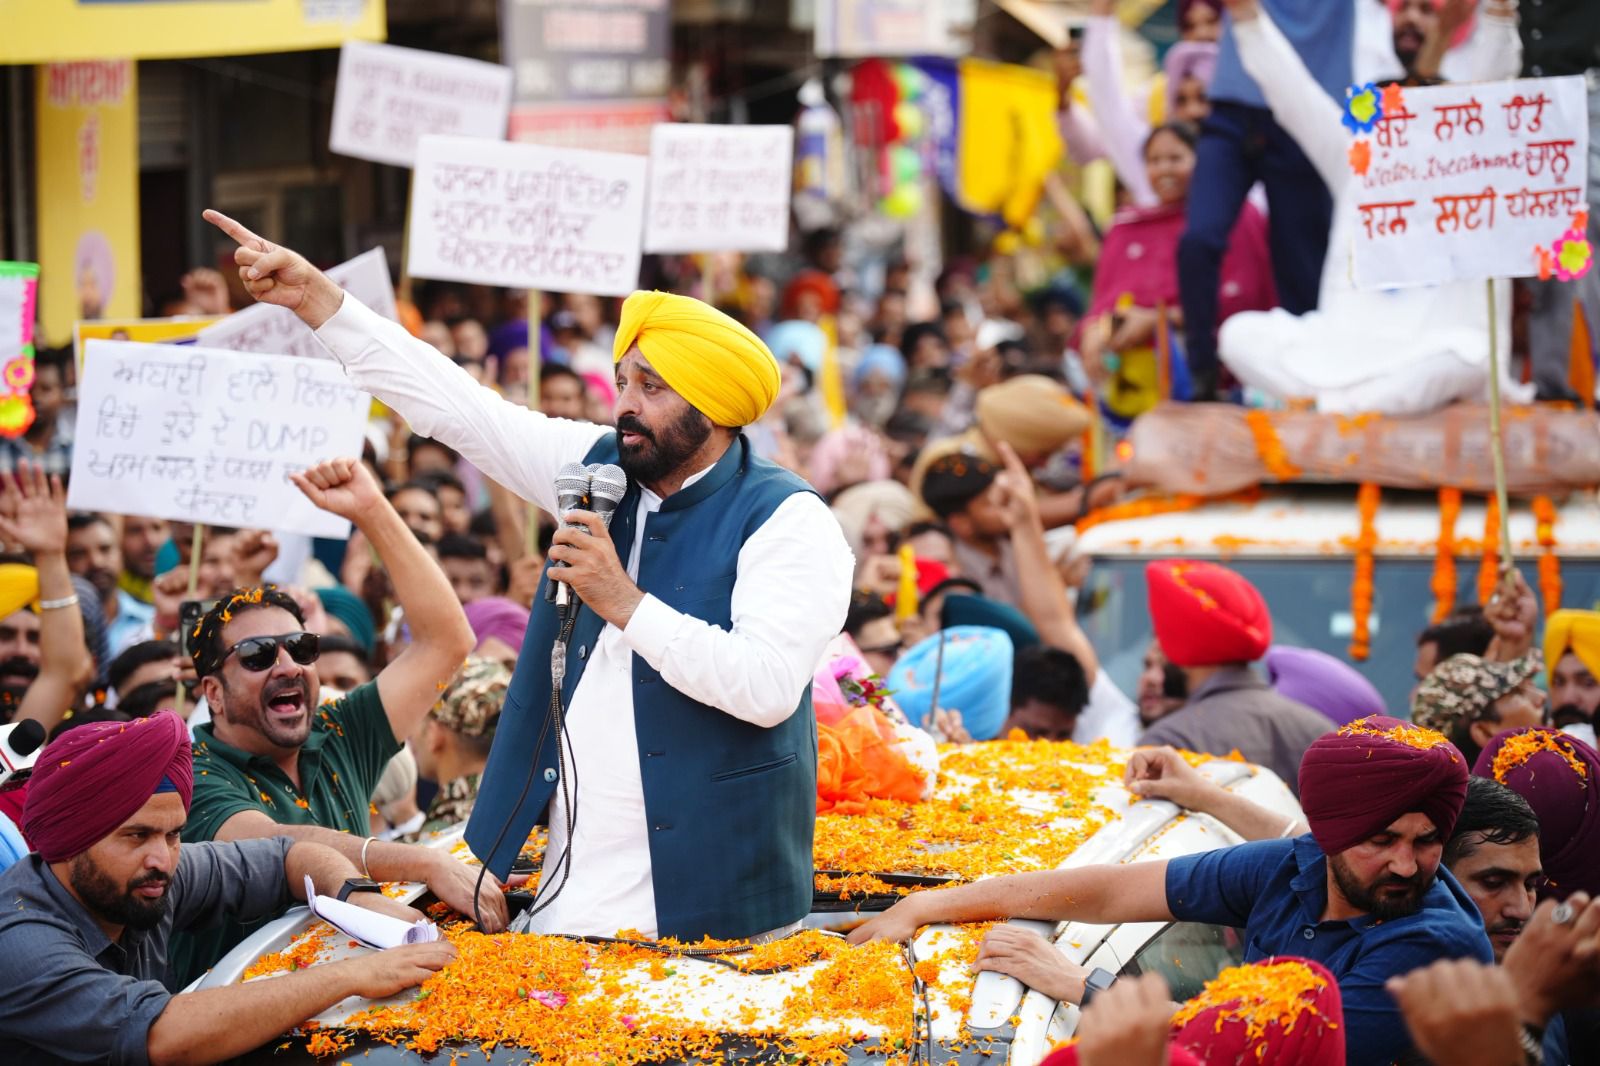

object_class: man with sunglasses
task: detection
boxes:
[170,457,487,986]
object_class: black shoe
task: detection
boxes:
[1188,368,1220,403]
[1535,382,1583,404]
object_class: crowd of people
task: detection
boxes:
[0,0,1596,1062]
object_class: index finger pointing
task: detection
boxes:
[202,208,264,249]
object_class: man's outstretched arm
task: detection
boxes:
[202,210,606,512]
[847,860,1174,943]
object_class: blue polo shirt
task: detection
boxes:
[1166,835,1493,1066]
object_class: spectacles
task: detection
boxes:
[221,632,321,672]
[858,640,906,658]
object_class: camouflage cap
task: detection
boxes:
[1412,651,1543,736]
[430,656,511,738]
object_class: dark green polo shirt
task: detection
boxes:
[170,681,399,985]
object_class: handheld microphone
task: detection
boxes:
[0,718,46,794]
[587,464,628,531]
[546,462,593,606]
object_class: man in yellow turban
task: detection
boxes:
[1545,609,1600,732]
[206,211,854,945]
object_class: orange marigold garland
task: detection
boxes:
[1430,488,1461,623]
[1478,494,1501,606]
[1534,495,1561,611]
[1245,410,1303,481]
[1350,483,1379,662]
[1169,960,1334,1046]
[1489,728,1589,783]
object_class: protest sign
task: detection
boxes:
[330,41,514,169]
[1350,75,1591,288]
[644,124,795,253]
[68,340,370,539]
[196,248,397,360]
[501,0,669,154]
[408,135,647,296]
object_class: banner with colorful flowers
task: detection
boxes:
[0,261,40,438]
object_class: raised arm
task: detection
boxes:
[287,458,473,744]
[1082,4,1158,207]
[203,209,606,511]
[847,859,1175,944]
[0,464,92,731]
[991,443,1101,683]
[1226,0,1348,191]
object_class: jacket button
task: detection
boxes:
[543,768,558,783]
[578,645,588,660]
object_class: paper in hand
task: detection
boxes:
[303,875,440,950]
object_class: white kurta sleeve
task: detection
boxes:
[315,294,609,512]
[1083,14,1158,208]
[621,491,855,728]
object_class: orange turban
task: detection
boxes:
[1545,609,1600,684]
[613,291,781,428]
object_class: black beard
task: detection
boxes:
[1552,704,1593,729]
[615,407,714,487]
[1330,853,1431,921]
[69,854,170,931]
[83,567,119,601]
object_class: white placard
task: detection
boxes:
[69,341,371,539]
[1352,75,1590,288]
[408,134,647,296]
[196,248,397,360]
[330,40,513,169]
[644,124,795,253]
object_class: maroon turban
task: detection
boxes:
[1146,560,1272,668]
[1298,716,1468,856]
[23,711,193,863]
[1474,728,1600,900]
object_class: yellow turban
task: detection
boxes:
[1546,609,1600,682]
[0,564,38,618]
[975,375,1090,458]
[613,291,781,428]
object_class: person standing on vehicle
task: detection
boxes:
[0,712,455,1065]
[205,210,854,944]
[1137,559,1329,789]
[852,716,1493,1066]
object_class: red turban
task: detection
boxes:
[1298,716,1467,856]
[1172,957,1345,1066]
[23,711,193,863]
[1474,728,1600,900]
[1034,958,1343,1066]
[1146,560,1271,667]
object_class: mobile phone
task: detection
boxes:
[178,598,220,659]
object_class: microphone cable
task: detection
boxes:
[471,596,581,931]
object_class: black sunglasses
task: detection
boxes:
[222,631,321,672]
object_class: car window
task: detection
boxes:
[1119,922,1245,1001]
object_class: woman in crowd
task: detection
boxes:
[1079,121,1276,419]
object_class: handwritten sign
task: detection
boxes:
[408,134,647,296]
[68,341,370,539]
[1352,76,1589,288]
[643,124,794,254]
[330,41,513,169]
[196,248,397,360]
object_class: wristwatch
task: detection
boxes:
[1078,967,1118,1009]
[337,877,384,902]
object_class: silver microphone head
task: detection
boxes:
[588,464,628,508]
[554,461,593,500]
